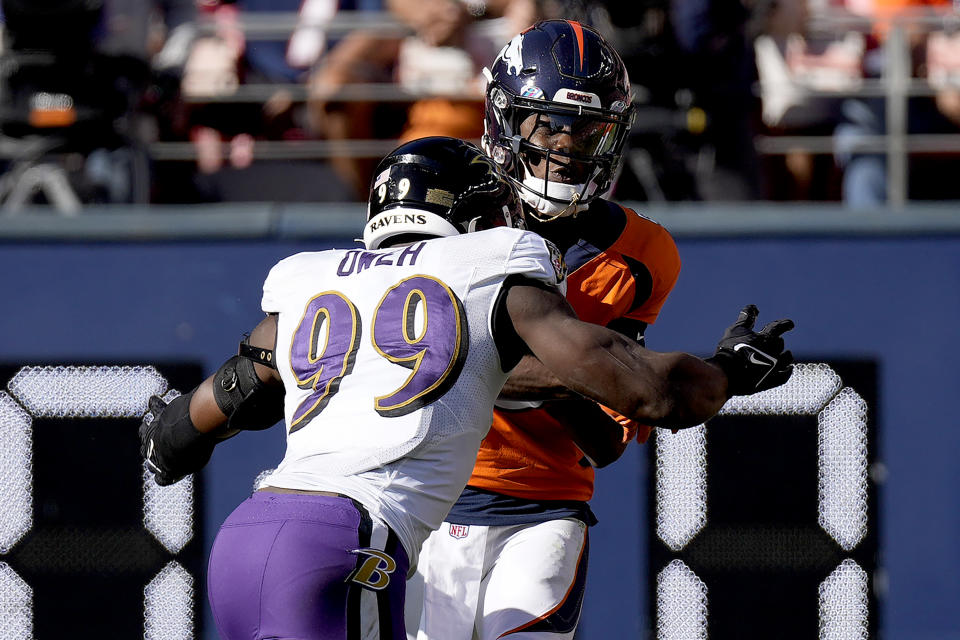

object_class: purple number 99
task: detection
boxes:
[372,276,467,417]
[288,276,467,430]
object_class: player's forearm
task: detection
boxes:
[498,355,578,400]
[597,350,728,429]
[189,375,230,434]
[657,353,730,428]
[549,325,729,429]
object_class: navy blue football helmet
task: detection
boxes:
[364,136,525,249]
[482,20,634,220]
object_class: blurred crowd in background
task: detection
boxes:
[1,0,959,211]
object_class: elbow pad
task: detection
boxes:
[212,354,285,431]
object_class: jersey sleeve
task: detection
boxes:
[618,208,681,325]
[610,210,678,443]
[579,208,676,446]
[504,230,567,289]
[261,252,311,314]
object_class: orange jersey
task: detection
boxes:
[467,200,681,502]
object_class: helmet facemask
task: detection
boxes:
[486,88,633,222]
[481,20,636,222]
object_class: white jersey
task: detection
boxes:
[260,227,564,566]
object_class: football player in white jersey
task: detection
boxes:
[140,137,794,640]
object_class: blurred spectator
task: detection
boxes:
[389,0,535,140]
[754,0,864,129]
[179,1,255,179]
[671,0,762,200]
[305,0,535,199]
[0,0,194,209]
[537,0,702,202]
[305,24,404,200]
[926,29,960,128]
[99,0,198,73]
[833,0,960,205]
[171,0,370,203]
[540,0,758,202]
[753,0,862,199]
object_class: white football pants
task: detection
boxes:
[406,518,589,640]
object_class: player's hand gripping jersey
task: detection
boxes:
[465,201,681,502]
[259,226,563,564]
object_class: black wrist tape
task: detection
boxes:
[705,352,740,397]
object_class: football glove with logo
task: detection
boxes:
[707,305,795,396]
[139,389,217,486]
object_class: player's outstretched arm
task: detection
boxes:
[139,314,284,486]
[506,281,729,429]
[506,284,794,430]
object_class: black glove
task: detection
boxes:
[139,389,216,486]
[707,304,795,396]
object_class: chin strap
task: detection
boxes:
[526,192,581,223]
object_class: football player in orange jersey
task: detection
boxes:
[408,20,698,640]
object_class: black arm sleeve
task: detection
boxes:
[491,274,553,371]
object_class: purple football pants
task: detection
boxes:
[207,491,409,640]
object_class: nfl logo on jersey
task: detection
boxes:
[448,524,470,539]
